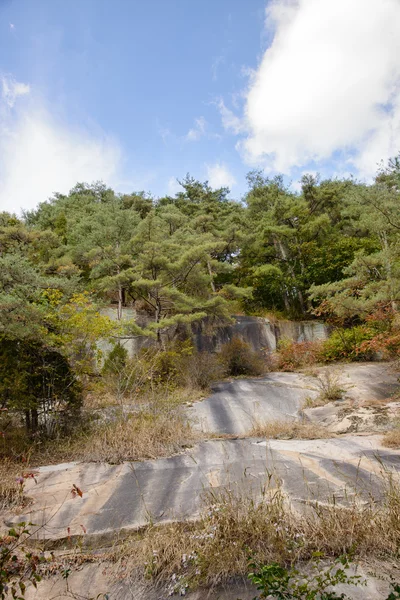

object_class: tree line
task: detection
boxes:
[1,156,400,430]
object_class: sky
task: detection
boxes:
[1,0,400,213]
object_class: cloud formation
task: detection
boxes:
[0,76,121,214]
[206,162,236,189]
[228,0,400,178]
[186,116,207,141]
[1,76,30,108]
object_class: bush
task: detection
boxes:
[179,351,226,389]
[321,326,375,362]
[219,337,266,377]
[101,341,225,404]
[102,343,128,375]
[273,339,323,371]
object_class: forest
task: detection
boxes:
[1,155,400,438]
[2,156,400,599]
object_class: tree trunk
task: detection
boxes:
[207,260,216,293]
[381,231,397,312]
[155,298,162,347]
[275,236,306,316]
[117,284,123,320]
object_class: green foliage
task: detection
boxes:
[0,524,44,599]
[0,340,81,434]
[321,327,374,362]
[219,337,266,376]
[102,343,128,376]
[3,155,400,444]
[248,554,364,600]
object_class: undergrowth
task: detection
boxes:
[110,472,400,593]
[249,419,329,440]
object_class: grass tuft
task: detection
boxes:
[248,419,329,440]
[109,472,400,593]
[382,425,400,449]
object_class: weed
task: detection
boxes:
[111,471,400,592]
[305,371,344,408]
[248,553,364,599]
[248,419,329,440]
[383,425,400,449]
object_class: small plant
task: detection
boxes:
[382,423,400,448]
[387,584,400,599]
[305,371,344,408]
[248,553,364,599]
[102,343,128,376]
[0,523,44,599]
[315,371,344,401]
[219,337,266,377]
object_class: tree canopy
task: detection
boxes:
[2,158,400,429]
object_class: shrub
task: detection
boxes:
[102,343,128,375]
[179,351,226,389]
[141,341,225,390]
[273,339,323,371]
[321,326,375,362]
[314,370,344,402]
[219,337,266,377]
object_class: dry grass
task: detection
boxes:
[0,459,29,511]
[314,370,344,401]
[248,419,329,440]
[382,426,400,448]
[110,474,400,592]
[304,370,344,409]
[0,402,200,468]
[66,409,199,463]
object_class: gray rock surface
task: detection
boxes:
[10,435,400,542]
[99,311,329,357]
[188,372,318,434]
[189,362,400,435]
[7,362,400,600]
[24,561,394,600]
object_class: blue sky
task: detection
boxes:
[1,0,400,212]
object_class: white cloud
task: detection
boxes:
[1,76,30,108]
[167,176,181,195]
[232,0,400,178]
[206,162,236,189]
[217,99,244,135]
[0,76,121,213]
[211,55,225,81]
[186,116,207,141]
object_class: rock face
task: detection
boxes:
[304,363,400,433]
[6,362,400,600]
[10,436,400,544]
[189,362,400,435]
[188,371,318,435]
[23,561,393,600]
[98,309,329,357]
[9,363,400,544]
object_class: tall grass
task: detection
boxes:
[111,471,400,592]
[248,419,329,440]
